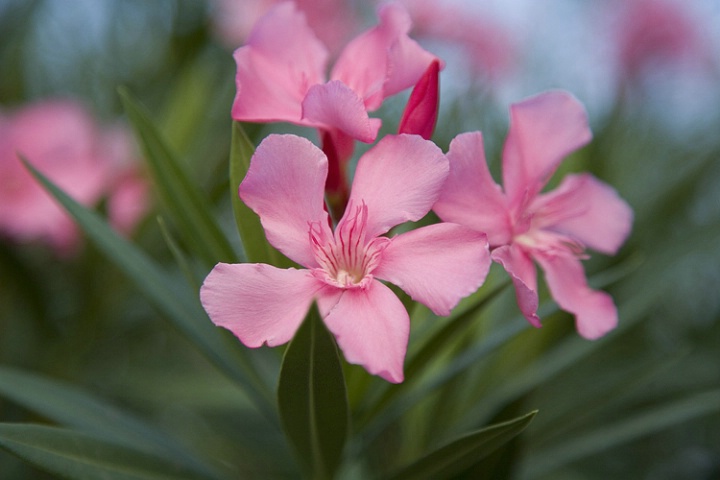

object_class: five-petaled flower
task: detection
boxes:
[200,133,490,383]
[231,1,439,201]
[433,91,633,339]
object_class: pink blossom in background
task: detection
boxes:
[231,1,439,200]
[433,91,633,339]
[200,134,490,383]
[0,100,149,254]
[211,0,358,55]
[614,0,712,82]
[397,0,515,81]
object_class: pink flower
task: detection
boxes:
[433,91,633,339]
[615,0,711,82]
[398,0,515,81]
[200,134,490,382]
[0,100,150,253]
[211,0,358,55]
[0,100,108,253]
[232,1,438,145]
[398,59,440,139]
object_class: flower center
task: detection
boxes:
[309,200,388,288]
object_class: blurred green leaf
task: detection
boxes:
[157,215,202,292]
[385,410,537,480]
[525,389,720,477]
[0,423,213,480]
[277,303,349,479]
[119,87,237,267]
[0,366,219,478]
[229,121,291,267]
[21,158,276,423]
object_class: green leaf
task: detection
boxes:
[118,87,237,267]
[385,410,537,480]
[229,121,290,267]
[0,423,213,480]
[526,390,720,476]
[21,158,276,423]
[277,303,349,479]
[0,366,219,478]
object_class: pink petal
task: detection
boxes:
[331,3,437,111]
[433,131,513,247]
[321,280,409,383]
[502,91,592,208]
[491,244,542,327]
[532,173,633,255]
[535,252,618,339]
[200,263,323,348]
[374,223,490,316]
[239,134,331,267]
[301,81,382,143]
[231,2,328,124]
[398,59,440,139]
[347,134,448,239]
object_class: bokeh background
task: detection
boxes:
[1,0,719,478]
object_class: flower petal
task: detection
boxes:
[398,59,440,140]
[502,91,592,208]
[434,131,512,246]
[231,2,328,124]
[331,3,438,111]
[239,134,331,267]
[532,173,633,255]
[491,244,542,327]
[374,223,490,316]
[535,252,618,339]
[200,263,323,347]
[347,134,448,238]
[321,281,409,383]
[302,80,382,143]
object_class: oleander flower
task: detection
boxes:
[433,91,633,339]
[0,100,149,253]
[200,133,490,382]
[232,1,439,202]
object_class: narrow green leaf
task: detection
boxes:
[118,87,237,267]
[229,121,290,267]
[157,215,202,292]
[0,366,220,478]
[385,410,537,480]
[21,158,276,423]
[277,303,349,479]
[525,390,720,476]
[0,423,212,480]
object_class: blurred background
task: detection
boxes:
[1,0,719,478]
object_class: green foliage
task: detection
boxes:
[277,304,349,479]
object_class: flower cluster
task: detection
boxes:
[200,2,633,382]
[0,99,149,254]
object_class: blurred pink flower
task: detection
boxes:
[615,0,712,81]
[398,0,515,81]
[434,91,633,339]
[0,100,149,253]
[200,133,490,382]
[211,0,358,54]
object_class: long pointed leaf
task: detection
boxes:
[525,390,720,476]
[385,410,537,480]
[0,366,219,478]
[277,303,349,479]
[21,158,276,423]
[118,87,237,267]
[0,423,213,480]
